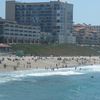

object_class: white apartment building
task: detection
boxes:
[0,18,41,44]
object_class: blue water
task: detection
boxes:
[0,65,100,100]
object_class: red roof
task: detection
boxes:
[0,44,11,48]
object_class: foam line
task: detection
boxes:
[0,65,100,84]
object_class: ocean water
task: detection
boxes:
[0,65,100,100]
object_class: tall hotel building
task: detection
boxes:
[6,0,74,44]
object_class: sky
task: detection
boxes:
[0,0,100,25]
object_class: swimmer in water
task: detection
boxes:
[91,76,94,78]
[79,68,82,70]
[75,66,77,70]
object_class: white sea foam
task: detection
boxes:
[0,65,100,84]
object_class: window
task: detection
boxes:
[24,34,28,36]
[33,31,36,33]
[20,34,23,36]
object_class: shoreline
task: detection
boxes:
[0,56,100,72]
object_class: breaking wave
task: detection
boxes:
[0,64,100,84]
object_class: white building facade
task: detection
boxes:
[0,18,41,44]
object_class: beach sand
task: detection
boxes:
[0,56,100,72]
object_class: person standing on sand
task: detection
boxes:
[0,60,2,64]
[17,62,20,68]
[3,64,7,69]
[13,66,17,71]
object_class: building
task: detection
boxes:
[6,0,74,44]
[87,25,100,34]
[73,24,100,45]
[0,18,41,44]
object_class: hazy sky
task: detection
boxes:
[0,0,100,25]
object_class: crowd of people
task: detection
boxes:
[0,56,100,71]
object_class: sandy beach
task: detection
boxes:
[0,56,100,72]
